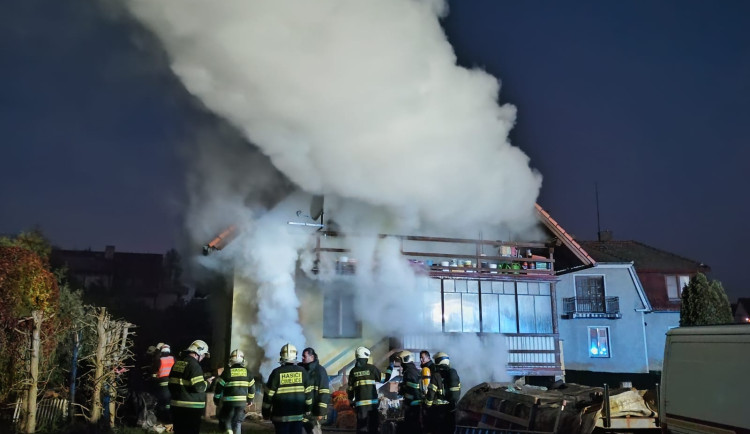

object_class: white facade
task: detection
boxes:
[556,263,655,374]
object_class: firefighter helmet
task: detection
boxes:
[434,351,450,366]
[396,350,413,364]
[187,340,209,357]
[229,349,245,366]
[355,346,370,359]
[280,343,297,363]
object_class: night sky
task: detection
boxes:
[1,1,748,300]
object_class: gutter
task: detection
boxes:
[627,263,652,312]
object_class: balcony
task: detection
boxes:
[562,296,622,319]
[316,232,556,279]
[390,333,562,377]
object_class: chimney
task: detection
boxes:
[104,245,115,260]
[598,230,613,242]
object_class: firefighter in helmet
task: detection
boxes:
[394,350,422,433]
[214,349,255,434]
[262,343,312,434]
[151,343,175,422]
[347,346,386,434]
[169,339,211,434]
[432,352,461,434]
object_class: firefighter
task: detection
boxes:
[347,346,386,434]
[214,349,255,434]
[432,352,461,434]
[394,350,422,434]
[419,351,444,434]
[151,343,175,422]
[299,347,330,434]
[169,340,211,434]
[262,343,312,434]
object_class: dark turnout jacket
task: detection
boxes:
[262,363,313,422]
[168,355,208,409]
[434,365,461,405]
[300,359,330,417]
[214,363,256,407]
[399,362,423,407]
[347,358,384,408]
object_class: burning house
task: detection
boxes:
[123,0,586,389]
[205,200,594,388]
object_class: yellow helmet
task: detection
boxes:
[187,340,209,357]
[434,351,450,366]
[280,343,297,363]
[355,346,370,359]
[395,350,413,364]
[229,349,245,366]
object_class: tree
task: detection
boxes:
[680,273,733,326]
[0,245,59,433]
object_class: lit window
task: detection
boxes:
[588,327,610,358]
[665,275,690,300]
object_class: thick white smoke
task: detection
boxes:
[126,0,541,231]
[126,0,542,386]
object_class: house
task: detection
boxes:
[220,203,597,386]
[554,236,710,386]
[50,246,184,310]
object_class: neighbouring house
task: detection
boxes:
[554,236,710,387]
[50,246,185,310]
[733,298,750,323]
[217,203,599,385]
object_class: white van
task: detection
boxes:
[660,325,750,433]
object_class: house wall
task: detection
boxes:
[644,311,679,371]
[229,270,389,377]
[556,265,649,374]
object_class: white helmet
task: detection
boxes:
[229,349,245,366]
[187,340,209,357]
[434,351,450,366]
[280,343,297,363]
[355,346,370,359]
[396,350,413,364]
[160,344,171,354]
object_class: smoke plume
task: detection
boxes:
[126,0,542,384]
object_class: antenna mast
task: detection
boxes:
[595,182,601,238]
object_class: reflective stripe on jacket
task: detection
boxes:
[168,355,207,408]
[214,364,256,407]
[300,359,330,417]
[347,359,382,408]
[262,363,312,422]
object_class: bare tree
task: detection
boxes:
[77,307,136,426]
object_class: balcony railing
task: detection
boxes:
[562,296,622,319]
[390,333,562,377]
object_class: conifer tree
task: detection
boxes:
[680,273,733,326]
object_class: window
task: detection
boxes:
[588,327,610,358]
[575,276,605,312]
[428,279,552,334]
[323,293,361,338]
[665,275,690,300]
